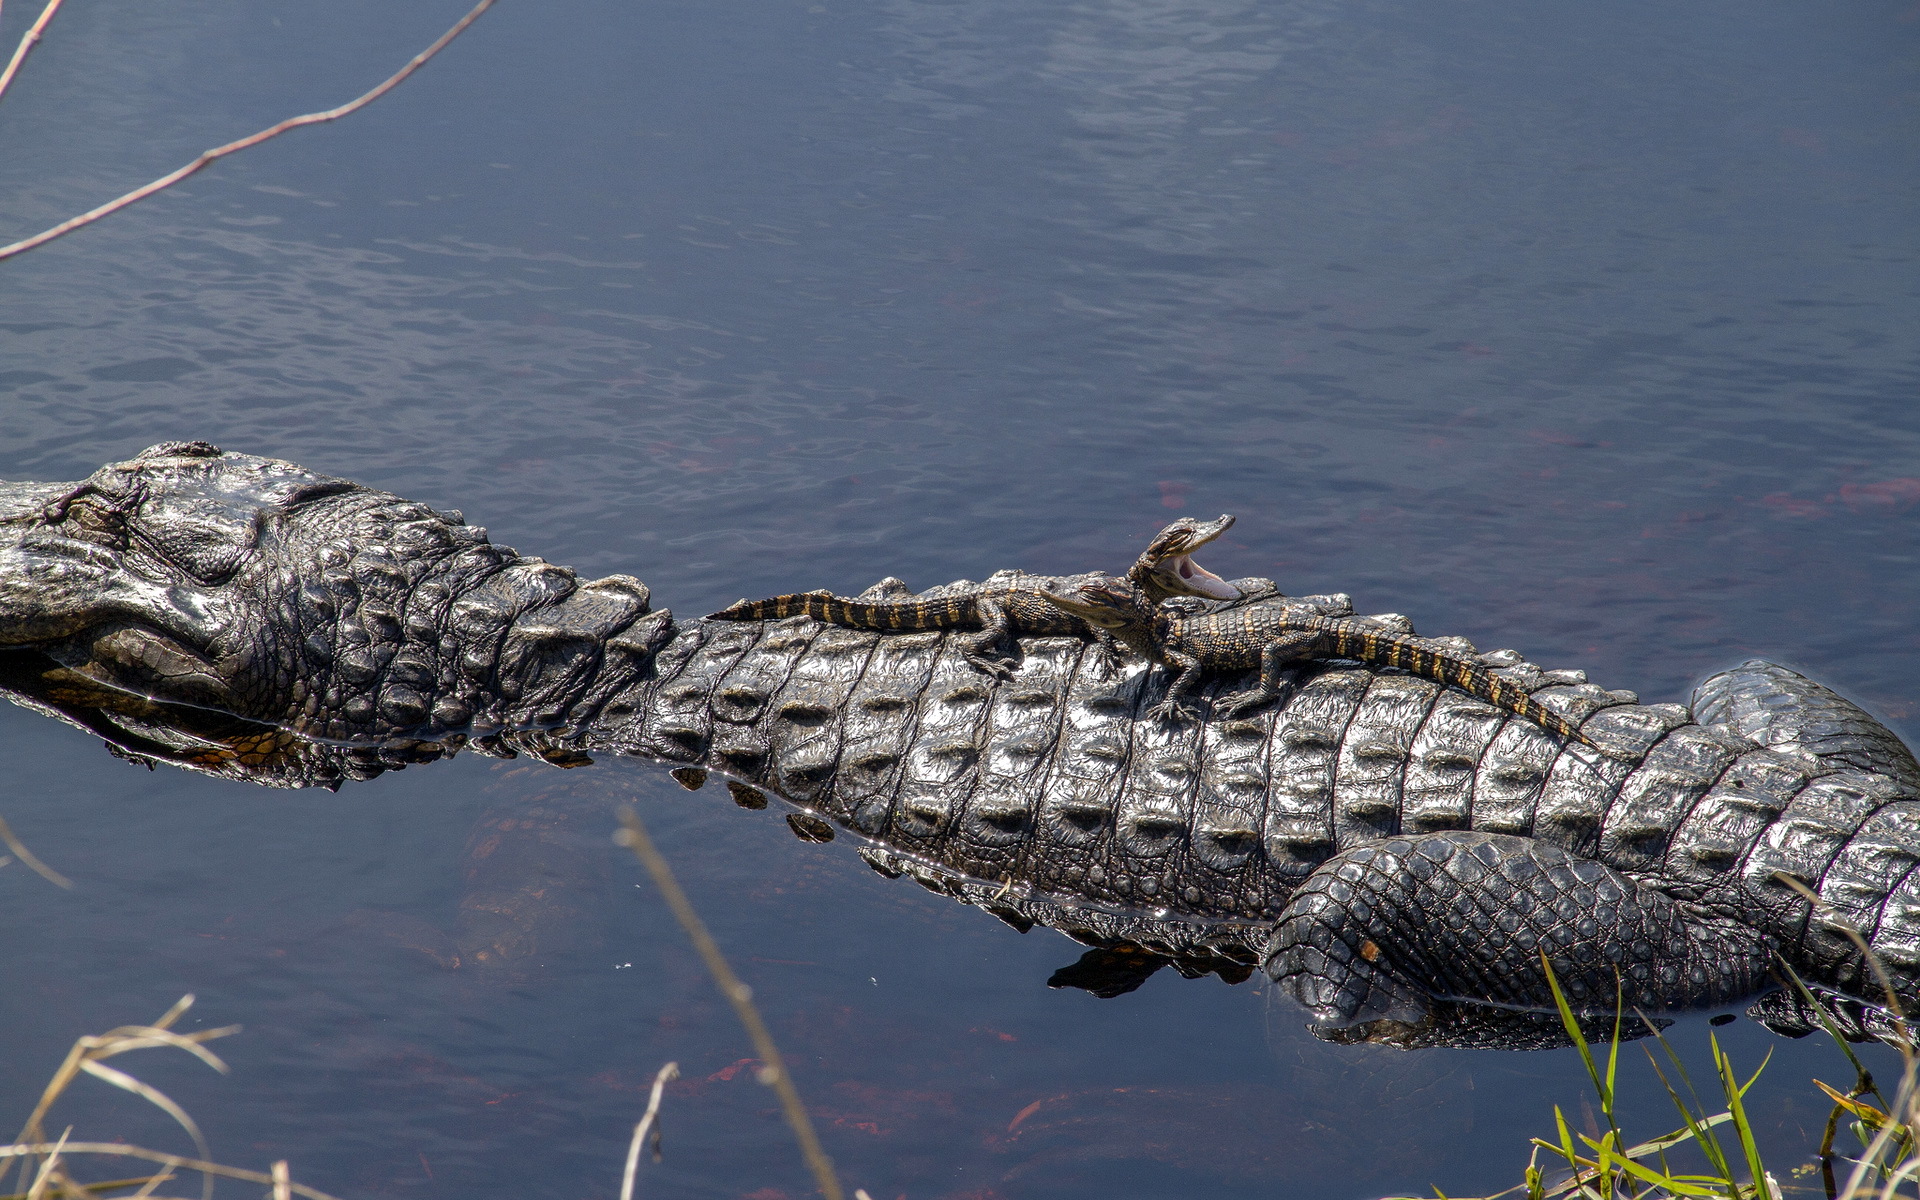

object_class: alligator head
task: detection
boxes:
[1038,577,1163,661]
[1128,513,1240,602]
[0,442,671,784]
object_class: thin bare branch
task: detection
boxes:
[0,0,496,263]
[620,1062,680,1200]
[0,817,71,890]
[0,0,63,107]
[615,808,846,1200]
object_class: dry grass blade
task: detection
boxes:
[0,0,63,106]
[615,807,847,1200]
[0,0,496,263]
[0,1174,166,1200]
[73,1061,210,1170]
[620,1062,680,1200]
[0,817,72,889]
[10,997,237,1200]
[0,1146,340,1200]
[22,1127,68,1200]
[271,1159,291,1200]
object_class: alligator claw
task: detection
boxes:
[965,654,1019,681]
[1145,698,1198,724]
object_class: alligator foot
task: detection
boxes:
[1264,830,1775,1035]
[1217,687,1278,719]
[1145,697,1199,724]
[963,651,1020,680]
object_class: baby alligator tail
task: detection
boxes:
[713,591,972,631]
[1320,622,1596,747]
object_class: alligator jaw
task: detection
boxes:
[1163,551,1239,600]
[1142,513,1239,601]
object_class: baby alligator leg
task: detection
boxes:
[1263,831,1775,1036]
[959,596,1020,679]
[1145,647,1208,723]
[1218,629,1319,717]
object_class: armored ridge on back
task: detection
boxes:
[1043,577,1600,747]
[708,514,1242,678]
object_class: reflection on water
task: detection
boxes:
[1,0,1916,1195]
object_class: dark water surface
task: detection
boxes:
[2,1,1918,1196]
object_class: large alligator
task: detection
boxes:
[3,443,1917,1050]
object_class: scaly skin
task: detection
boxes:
[5,444,1920,1048]
[708,515,1240,679]
[1041,578,1598,746]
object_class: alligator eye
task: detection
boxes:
[46,491,127,544]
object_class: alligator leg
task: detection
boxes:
[1145,647,1208,723]
[959,596,1020,679]
[1217,629,1320,718]
[1263,831,1776,1036]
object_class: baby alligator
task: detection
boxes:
[708,514,1241,679]
[1042,578,1598,746]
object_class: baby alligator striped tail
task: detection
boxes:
[1307,618,1598,748]
[710,590,976,631]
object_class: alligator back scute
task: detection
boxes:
[761,624,877,806]
[890,633,993,851]
[1745,769,1906,976]
[1866,867,1920,979]
[1263,668,1366,875]
[1186,711,1278,915]
[1028,653,1137,883]
[1531,679,1628,736]
[835,630,942,836]
[1403,693,1505,834]
[958,635,1081,871]
[1809,792,1920,995]
[1109,675,1212,908]
[1333,673,1438,847]
[1470,718,1562,836]
[1598,723,1748,875]
[1830,800,1920,940]
[1583,701,1693,764]
[705,622,809,782]
[626,622,725,761]
[1665,747,1810,895]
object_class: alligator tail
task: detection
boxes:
[1324,626,1596,747]
[710,591,974,631]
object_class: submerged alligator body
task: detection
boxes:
[4,443,1919,1049]
[709,514,1241,678]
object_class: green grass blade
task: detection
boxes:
[1710,1032,1769,1198]
[1621,1110,1735,1158]
[1540,952,1619,1129]
[1641,1042,1739,1189]
[1605,977,1624,1125]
